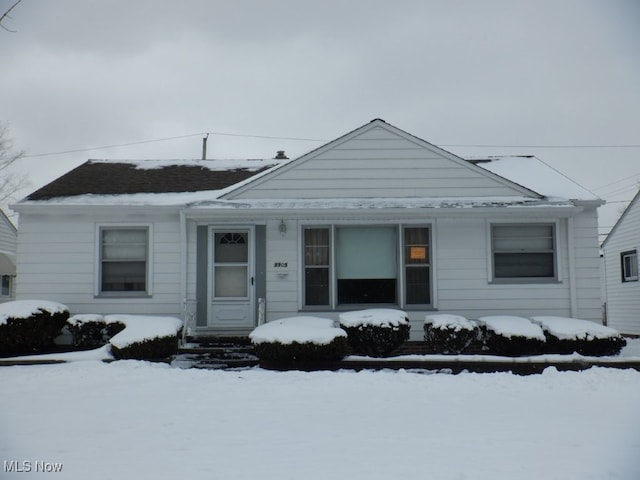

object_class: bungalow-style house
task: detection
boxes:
[0,208,17,302]
[11,119,604,339]
[601,188,640,335]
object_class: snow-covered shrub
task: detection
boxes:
[107,315,183,360]
[531,316,626,356]
[0,300,69,356]
[424,314,479,354]
[339,309,410,357]
[477,316,546,356]
[67,314,126,349]
[249,317,348,368]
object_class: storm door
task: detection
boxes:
[208,228,254,327]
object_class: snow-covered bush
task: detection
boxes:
[67,314,126,349]
[107,315,183,360]
[339,309,410,357]
[424,314,479,354]
[249,317,348,368]
[477,316,546,356]
[0,300,69,356]
[531,316,626,356]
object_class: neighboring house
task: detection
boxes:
[11,119,605,339]
[0,208,17,302]
[601,189,640,335]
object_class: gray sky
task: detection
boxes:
[2,0,640,241]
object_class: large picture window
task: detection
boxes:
[336,226,397,304]
[491,224,556,280]
[302,225,431,308]
[99,227,149,294]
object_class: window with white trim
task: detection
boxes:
[491,224,556,280]
[1,274,12,297]
[621,250,638,282]
[302,225,430,307]
[99,227,149,294]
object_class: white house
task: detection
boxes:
[11,119,605,339]
[601,188,640,335]
[0,208,17,302]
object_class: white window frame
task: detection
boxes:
[95,224,153,297]
[300,223,432,309]
[488,220,560,284]
[1,274,13,298]
[621,250,638,283]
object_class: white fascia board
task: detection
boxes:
[11,203,183,216]
[184,204,584,221]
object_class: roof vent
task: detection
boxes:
[274,150,289,159]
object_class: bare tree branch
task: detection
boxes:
[0,0,23,33]
[0,121,28,205]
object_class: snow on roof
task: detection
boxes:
[477,315,546,340]
[249,316,347,345]
[530,316,621,340]
[470,156,599,201]
[0,300,68,325]
[97,158,280,172]
[339,309,409,328]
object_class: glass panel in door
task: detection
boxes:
[213,231,249,299]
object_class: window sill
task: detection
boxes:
[300,305,436,311]
[94,293,152,299]
[489,279,561,285]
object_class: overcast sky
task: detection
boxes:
[2,0,640,239]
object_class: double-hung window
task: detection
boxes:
[621,250,638,282]
[303,225,431,308]
[99,227,149,294]
[491,224,556,281]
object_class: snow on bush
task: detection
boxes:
[0,300,68,325]
[249,317,348,368]
[250,317,346,345]
[530,316,626,356]
[339,309,410,357]
[425,314,476,332]
[107,315,184,360]
[424,314,479,354]
[477,316,546,356]
[339,308,409,328]
[530,316,620,340]
[67,314,126,349]
[0,300,70,356]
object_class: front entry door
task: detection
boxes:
[209,228,254,328]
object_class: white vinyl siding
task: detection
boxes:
[602,191,640,334]
[15,212,183,318]
[230,125,531,200]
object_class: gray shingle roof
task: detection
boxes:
[26,160,275,200]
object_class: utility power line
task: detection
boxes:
[23,131,327,159]
[21,129,640,160]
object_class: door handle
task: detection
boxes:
[251,277,254,286]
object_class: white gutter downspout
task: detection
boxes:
[567,216,578,317]
[179,209,188,345]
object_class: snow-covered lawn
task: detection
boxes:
[1,362,640,479]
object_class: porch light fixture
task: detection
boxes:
[279,219,287,236]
